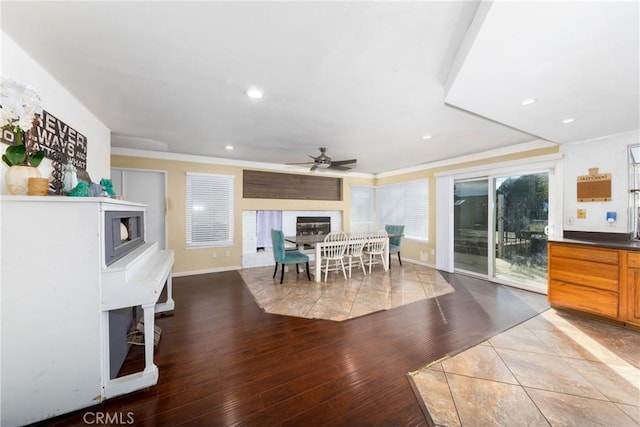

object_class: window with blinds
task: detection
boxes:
[350,185,375,232]
[186,172,234,247]
[375,179,428,241]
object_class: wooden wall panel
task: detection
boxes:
[243,170,342,201]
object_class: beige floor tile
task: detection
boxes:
[427,362,445,372]
[442,345,518,384]
[563,357,640,406]
[307,297,353,320]
[446,374,549,427]
[529,328,618,361]
[541,310,640,369]
[526,387,638,427]
[265,295,317,318]
[410,307,639,426]
[616,403,640,425]
[352,289,393,310]
[518,314,561,333]
[321,286,360,300]
[240,264,454,321]
[489,326,556,355]
[410,369,461,427]
[496,348,606,399]
[390,279,425,293]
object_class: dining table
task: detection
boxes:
[284,233,391,282]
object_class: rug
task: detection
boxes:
[239,262,455,322]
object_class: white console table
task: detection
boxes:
[0,196,174,426]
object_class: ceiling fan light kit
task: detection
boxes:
[287,147,357,172]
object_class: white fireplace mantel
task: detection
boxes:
[241,210,342,268]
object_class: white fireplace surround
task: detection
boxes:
[242,210,342,268]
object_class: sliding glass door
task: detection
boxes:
[454,180,489,275]
[454,172,549,293]
[494,173,549,292]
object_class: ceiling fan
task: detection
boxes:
[287,147,357,172]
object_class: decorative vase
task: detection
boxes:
[62,160,78,193]
[27,177,49,196]
[5,165,41,195]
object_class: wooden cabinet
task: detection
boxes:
[548,243,620,319]
[625,252,640,327]
[548,241,640,327]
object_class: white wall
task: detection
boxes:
[241,210,341,268]
[0,31,111,194]
[560,130,639,234]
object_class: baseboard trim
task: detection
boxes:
[400,258,437,269]
[173,266,242,278]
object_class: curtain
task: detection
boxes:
[257,210,282,247]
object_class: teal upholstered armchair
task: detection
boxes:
[271,229,311,284]
[384,224,404,268]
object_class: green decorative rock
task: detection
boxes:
[100,178,115,196]
[67,181,90,197]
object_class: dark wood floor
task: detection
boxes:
[37,269,548,426]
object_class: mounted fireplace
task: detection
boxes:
[296,216,331,236]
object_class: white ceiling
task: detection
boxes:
[1,1,638,175]
[445,1,640,144]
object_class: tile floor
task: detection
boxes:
[239,261,455,321]
[409,309,640,427]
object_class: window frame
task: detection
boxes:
[349,185,376,232]
[185,172,235,248]
[375,179,429,242]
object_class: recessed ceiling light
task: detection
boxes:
[421,135,432,140]
[520,98,537,106]
[561,117,576,124]
[246,87,263,99]
[225,145,234,151]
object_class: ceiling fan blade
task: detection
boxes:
[286,161,315,165]
[330,159,357,166]
[310,164,318,172]
[328,164,352,171]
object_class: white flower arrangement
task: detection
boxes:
[0,78,43,131]
[1,78,45,167]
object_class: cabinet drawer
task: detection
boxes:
[627,251,640,268]
[549,244,618,264]
[549,280,619,318]
[549,256,618,291]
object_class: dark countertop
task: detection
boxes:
[549,237,640,251]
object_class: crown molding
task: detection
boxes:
[111,138,556,180]
[110,147,374,179]
[375,139,557,178]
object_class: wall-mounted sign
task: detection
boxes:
[0,110,87,170]
[577,167,611,202]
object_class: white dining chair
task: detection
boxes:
[345,231,368,278]
[364,229,388,273]
[320,231,348,281]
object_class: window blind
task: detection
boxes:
[376,179,428,241]
[186,172,234,247]
[350,185,375,232]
